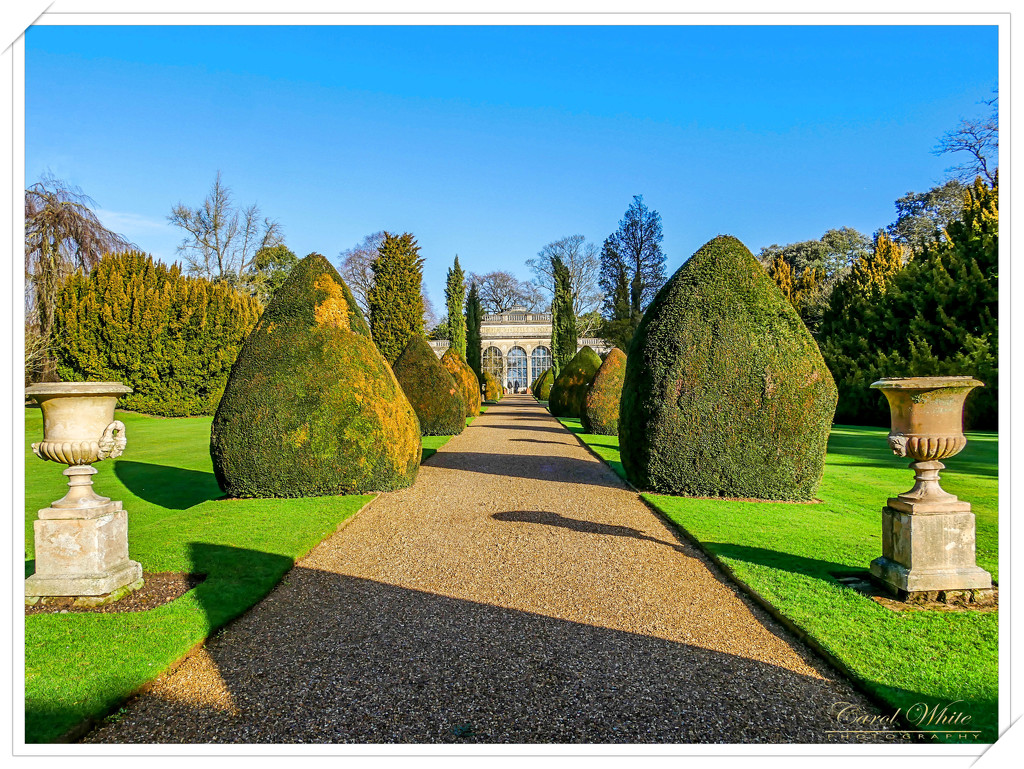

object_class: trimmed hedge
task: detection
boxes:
[484,371,503,402]
[211,253,421,497]
[442,347,481,417]
[582,347,626,435]
[619,235,837,500]
[535,368,554,401]
[53,250,261,417]
[548,346,602,418]
[393,334,466,436]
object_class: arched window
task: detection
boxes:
[507,347,528,390]
[530,346,552,383]
[482,346,503,383]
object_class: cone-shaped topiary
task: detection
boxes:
[620,235,838,500]
[484,371,502,402]
[393,334,466,436]
[582,347,626,435]
[442,347,481,417]
[211,252,421,497]
[548,346,602,418]
[535,368,554,401]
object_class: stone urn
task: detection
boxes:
[868,376,992,596]
[25,382,143,601]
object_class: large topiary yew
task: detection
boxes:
[393,335,466,436]
[548,346,602,418]
[210,252,421,497]
[620,235,837,500]
[442,347,481,417]
[582,348,626,435]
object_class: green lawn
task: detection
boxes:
[24,409,381,743]
[558,417,999,744]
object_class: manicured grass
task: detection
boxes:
[24,408,379,743]
[559,417,999,744]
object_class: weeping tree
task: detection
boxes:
[25,173,134,381]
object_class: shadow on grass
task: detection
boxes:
[74,569,930,744]
[705,541,852,582]
[114,461,223,510]
[25,541,295,744]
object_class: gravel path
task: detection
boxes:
[86,395,903,744]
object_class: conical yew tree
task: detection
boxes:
[211,252,421,497]
[535,368,555,401]
[582,348,626,435]
[442,346,481,417]
[393,335,466,436]
[548,346,602,418]
[620,235,837,500]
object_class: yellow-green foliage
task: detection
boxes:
[442,347,481,416]
[535,368,554,400]
[548,346,602,418]
[620,235,837,500]
[582,348,626,435]
[367,232,425,364]
[484,371,503,402]
[54,251,261,417]
[393,335,466,436]
[211,253,421,497]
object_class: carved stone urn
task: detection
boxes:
[869,376,992,596]
[25,382,142,601]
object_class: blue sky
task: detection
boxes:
[25,24,997,310]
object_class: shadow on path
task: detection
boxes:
[492,510,686,554]
[82,568,915,744]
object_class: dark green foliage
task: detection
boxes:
[886,180,968,250]
[551,256,576,375]
[446,256,467,359]
[620,236,837,500]
[484,371,502,402]
[465,282,483,381]
[54,250,261,417]
[582,348,626,435]
[368,232,425,363]
[535,368,555,401]
[548,346,602,418]
[819,178,998,429]
[442,347,481,417]
[211,253,421,497]
[393,335,466,436]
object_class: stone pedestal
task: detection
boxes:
[870,497,992,595]
[25,497,142,597]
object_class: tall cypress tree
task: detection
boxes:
[445,255,466,359]
[551,255,577,375]
[465,281,483,381]
[368,232,425,364]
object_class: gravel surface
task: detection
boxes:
[85,395,905,744]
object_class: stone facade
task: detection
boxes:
[429,306,612,389]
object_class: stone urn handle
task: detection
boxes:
[97,420,127,460]
[888,434,908,457]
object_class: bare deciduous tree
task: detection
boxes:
[934,93,998,186]
[527,234,604,336]
[469,270,546,313]
[25,172,135,380]
[169,171,283,283]
[337,231,385,316]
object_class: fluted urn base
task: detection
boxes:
[870,503,992,595]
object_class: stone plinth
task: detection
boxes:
[26,503,142,597]
[870,501,992,595]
